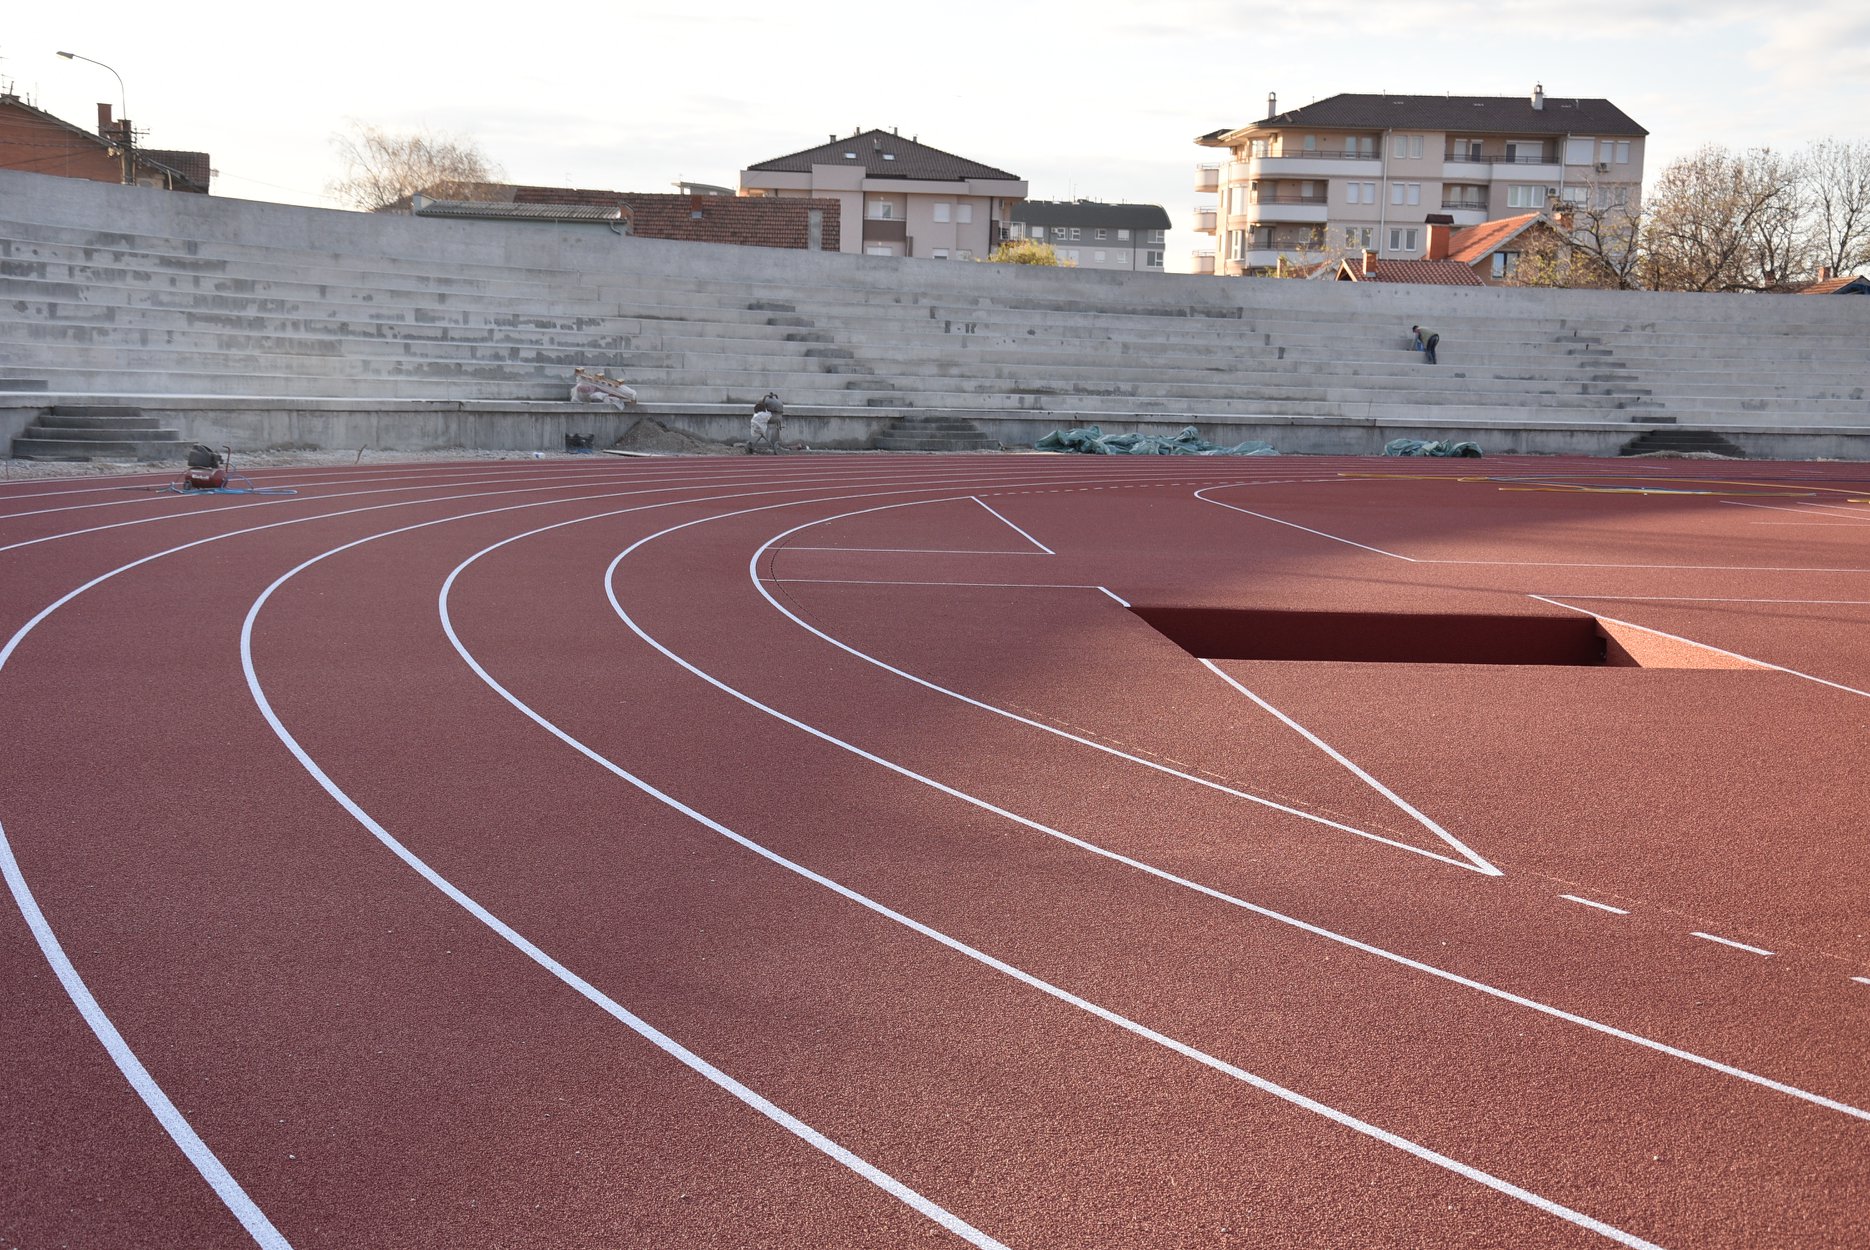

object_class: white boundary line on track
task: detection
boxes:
[1561,895,1632,916]
[1530,596,1870,700]
[417,514,1666,1249]
[233,534,1012,1250]
[969,496,1056,554]
[1721,500,1870,523]
[784,547,1051,555]
[1693,932,1774,957]
[769,579,1110,591]
[1199,660,1500,875]
[1196,486,1870,572]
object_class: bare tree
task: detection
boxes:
[1801,138,1870,276]
[1638,145,1811,292]
[1512,194,1647,290]
[328,123,503,212]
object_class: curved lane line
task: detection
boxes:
[237,529,1011,1250]
[605,489,1870,1126]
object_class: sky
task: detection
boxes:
[5,0,1867,272]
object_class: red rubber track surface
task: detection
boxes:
[3,454,1867,1250]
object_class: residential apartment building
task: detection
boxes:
[1192,86,1644,275]
[1008,201,1170,271]
[740,129,1026,259]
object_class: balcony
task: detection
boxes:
[1191,250,1216,275]
[1192,205,1217,234]
[1195,164,1220,193]
[1440,198,1490,227]
[1245,150,1380,179]
[1246,196,1328,225]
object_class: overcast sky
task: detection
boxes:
[6,1,1867,271]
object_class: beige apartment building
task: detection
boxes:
[1192,86,1645,275]
[740,129,1027,259]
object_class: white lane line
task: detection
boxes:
[1693,933,1775,957]
[1722,500,1870,523]
[1098,586,1131,608]
[1853,977,1870,987]
[432,534,1670,1250]
[1196,489,1870,572]
[237,555,1010,1250]
[1561,895,1631,916]
[1532,595,1870,700]
[970,497,1056,555]
[1200,661,1501,877]
[0,818,293,1249]
[1195,488,1418,561]
[608,491,1870,1126]
[768,579,1111,591]
[1546,596,1870,606]
[783,547,1052,555]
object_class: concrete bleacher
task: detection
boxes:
[2,168,1865,459]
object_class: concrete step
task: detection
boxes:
[10,436,187,460]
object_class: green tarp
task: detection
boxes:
[1036,425,1278,456]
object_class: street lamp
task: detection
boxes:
[56,50,131,185]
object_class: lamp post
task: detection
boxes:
[56,51,131,185]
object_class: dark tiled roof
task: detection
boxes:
[415,199,626,222]
[1447,213,1543,264]
[746,130,1019,181]
[501,185,843,250]
[1237,93,1646,137]
[139,149,212,190]
[1012,200,1171,230]
[1342,258,1487,286]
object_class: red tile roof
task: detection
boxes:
[1797,273,1870,294]
[1447,213,1542,264]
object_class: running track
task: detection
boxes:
[3,453,1867,1250]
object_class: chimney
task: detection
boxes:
[1426,222,1452,261]
[1531,83,1545,111]
[97,102,113,134]
[1362,249,1376,276]
[1818,264,1835,281]
[1267,92,1277,117]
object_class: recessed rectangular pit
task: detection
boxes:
[1133,607,1609,666]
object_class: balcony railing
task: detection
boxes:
[1440,199,1489,212]
[1195,164,1220,192]
[1253,193,1329,205]
[1445,152,1554,165]
[1257,148,1383,160]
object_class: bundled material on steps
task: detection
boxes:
[1384,438,1482,458]
[1036,425,1278,456]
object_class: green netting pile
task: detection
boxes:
[1384,438,1482,458]
[1035,425,1278,456]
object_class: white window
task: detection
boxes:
[1391,183,1419,206]
[1342,225,1373,249]
[957,204,973,224]
[1388,227,1419,252]
[1303,134,1317,151]
[1146,250,1164,268]
[1616,141,1631,165]
[867,200,893,219]
[1150,230,1164,243]
[1405,134,1424,159]
[932,248,950,259]
[1053,227,1067,240]
[1095,228,1107,240]
[956,250,973,261]
[1118,228,1131,241]
[865,244,893,256]
[1062,249,1079,262]
[1491,251,1519,279]
[1010,223,1026,239]
[1506,185,1552,209]
[1094,250,1107,262]
[1070,227,1081,240]
[1345,135,1357,157]
[1599,140,1614,164]
[933,202,952,223]
[1346,183,1361,205]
